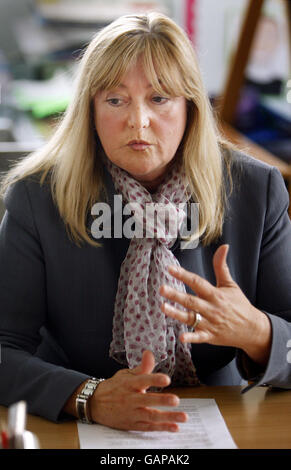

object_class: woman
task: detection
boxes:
[0,12,290,433]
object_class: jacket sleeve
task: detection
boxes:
[236,167,291,390]
[0,179,89,422]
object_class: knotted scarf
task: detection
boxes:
[105,159,199,385]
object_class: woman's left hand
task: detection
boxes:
[159,244,272,366]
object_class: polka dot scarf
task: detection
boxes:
[106,159,199,386]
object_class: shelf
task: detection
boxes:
[220,121,291,179]
[217,0,291,218]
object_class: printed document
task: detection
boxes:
[77,398,237,449]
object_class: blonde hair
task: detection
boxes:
[0,12,234,247]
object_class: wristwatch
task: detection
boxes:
[75,377,105,424]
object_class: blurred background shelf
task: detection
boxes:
[220,121,291,180]
[217,0,291,217]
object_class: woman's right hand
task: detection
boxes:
[89,350,188,432]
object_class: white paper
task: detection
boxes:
[77,399,237,449]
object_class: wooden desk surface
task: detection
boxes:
[1,386,291,449]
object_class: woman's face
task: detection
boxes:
[94,59,187,189]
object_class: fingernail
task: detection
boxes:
[169,424,179,432]
[168,265,178,273]
[178,413,188,423]
[171,396,180,406]
[164,302,175,312]
[161,285,171,296]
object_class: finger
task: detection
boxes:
[161,302,194,326]
[129,372,171,391]
[159,286,212,321]
[179,329,210,344]
[213,244,234,288]
[137,407,188,425]
[132,350,155,376]
[132,421,180,432]
[165,265,216,301]
[161,301,206,327]
[135,392,180,408]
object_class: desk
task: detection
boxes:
[1,386,291,449]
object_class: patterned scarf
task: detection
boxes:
[106,159,199,385]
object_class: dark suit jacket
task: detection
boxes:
[0,150,291,422]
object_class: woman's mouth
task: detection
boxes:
[127,140,151,151]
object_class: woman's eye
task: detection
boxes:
[106,98,123,106]
[152,96,169,104]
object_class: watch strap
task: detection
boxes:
[75,377,105,423]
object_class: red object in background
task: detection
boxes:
[185,0,196,43]
[1,429,9,449]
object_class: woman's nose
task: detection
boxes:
[127,104,150,129]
